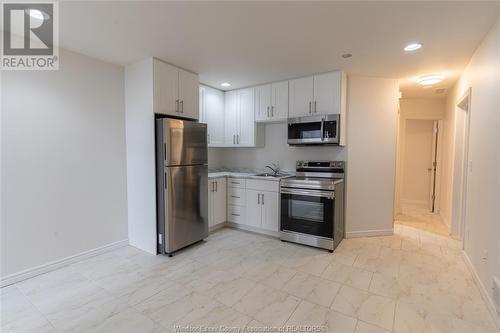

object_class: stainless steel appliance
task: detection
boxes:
[288,114,340,145]
[280,160,345,251]
[155,118,208,256]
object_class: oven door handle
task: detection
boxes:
[281,188,334,199]
[320,118,325,141]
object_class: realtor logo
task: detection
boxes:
[1,1,59,70]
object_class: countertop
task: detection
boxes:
[208,170,293,182]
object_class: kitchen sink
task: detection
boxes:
[253,173,288,178]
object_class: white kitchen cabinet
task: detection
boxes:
[289,76,314,118]
[227,177,246,225]
[208,178,226,228]
[224,88,264,147]
[288,71,346,118]
[153,58,199,119]
[255,81,288,122]
[199,85,225,146]
[245,189,263,228]
[314,71,342,115]
[178,69,199,120]
[244,181,279,232]
[260,190,279,232]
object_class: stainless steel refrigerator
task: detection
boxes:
[155,118,208,256]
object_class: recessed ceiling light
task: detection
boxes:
[404,43,422,52]
[220,82,231,87]
[416,74,444,86]
[26,9,49,20]
[341,53,352,58]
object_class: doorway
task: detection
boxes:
[395,116,447,236]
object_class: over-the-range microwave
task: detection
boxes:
[287,114,340,145]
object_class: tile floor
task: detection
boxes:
[1,225,498,333]
[395,204,450,237]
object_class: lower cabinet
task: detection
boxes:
[209,176,280,234]
[208,178,226,228]
[245,189,279,231]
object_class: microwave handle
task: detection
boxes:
[320,118,325,141]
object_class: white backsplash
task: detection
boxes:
[208,122,346,172]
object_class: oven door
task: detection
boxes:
[280,188,335,239]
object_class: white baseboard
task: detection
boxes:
[462,251,500,330]
[0,239,129,287]
[345,229,394,238]
[225,222,280,238]
[209,223,226,233]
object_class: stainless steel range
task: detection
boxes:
[280,160,345,252]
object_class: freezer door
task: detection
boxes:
[162,164,208,253]
[158,118,208,166]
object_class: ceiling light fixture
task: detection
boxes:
[26,9,49,20]
[220,82,231,87]
[404,43,422,52]
[416,73,444,86]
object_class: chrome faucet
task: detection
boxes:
[265,163,280,175]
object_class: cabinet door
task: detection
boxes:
[245,189,262,228]
[213,178,227,225]
[154,60,179,116]
[313,71,341,115]
[224,90,239,145]
[238,88,255,146]
[255,84,271,121]
[261,191,279,232]
[178,69,199,119]
[271,81,289,121]
[208,180,215,227]
[289,76,314,118]
[201,86,225,146]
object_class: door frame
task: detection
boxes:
[455,88,472,245]
[394,115,444,216]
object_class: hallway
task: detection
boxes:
[395,204,450,237]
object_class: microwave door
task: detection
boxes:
[288,121,323,144]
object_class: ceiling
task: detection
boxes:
[59,1,500,98]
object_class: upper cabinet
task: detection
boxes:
[255,81,288,122]
[289,71,346,119]
[199,85,225,146]
[154,59,199,119]
[224,88,264,147]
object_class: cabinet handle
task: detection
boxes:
[237,134,240,144]
[233,134,235,144]
[262,193,265,205]
[207,133,210,144]
[231,181,240,185]
[309,101,312,114]
[215,181,217,192]
[164,172,167,189]
[180,100,184,113]
[232,213,240,217]
[314,101,317,113]
[176,99,179,112]
[258,193,260,204]
[271,106,274,117]
[231,195,240,198]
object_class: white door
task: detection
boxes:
[255,84,271,121]
[260,191,279,232]
[178,69,199,119]
[271,81,289,121]
[154,60,179,116]
[245,189,262,228]
[238,88,255,146]
[208,180,215,227]
[224,90,239,145]
[213,178,227,225]
[314,71,341,115]
[289,76,314,118]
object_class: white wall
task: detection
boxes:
[445,18,500,324]
[213,122,346,172]
[345,76,399,237]
[1,49,128,279]
[124,59,157,255]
